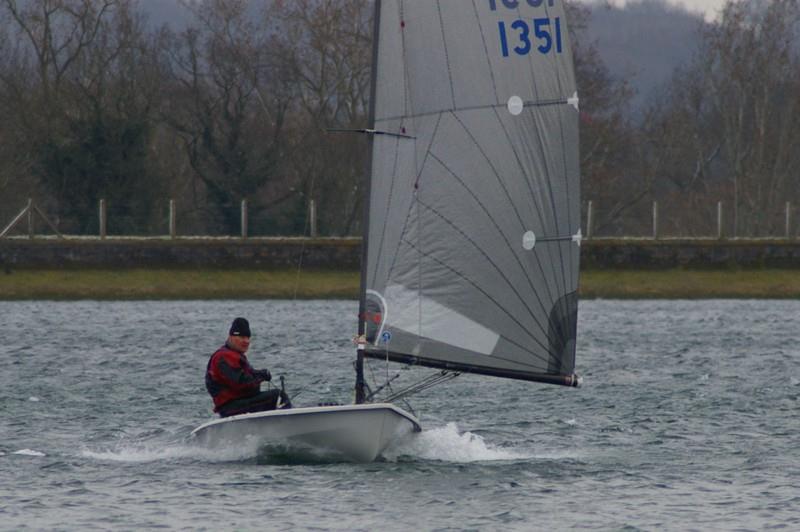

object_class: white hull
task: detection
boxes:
[190,403,421,462]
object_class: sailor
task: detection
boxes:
[205,317,292,417]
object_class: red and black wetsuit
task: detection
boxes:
[205,344,263,412]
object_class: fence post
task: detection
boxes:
[26,198,34,239]
[652,201,659,239]
[241,199,248,239]
[99,199,107,240]
[786,202,792,239]
[717,201,723,240]
[169,199,176,239]
[586,200,593,240]
[309,199,317,238]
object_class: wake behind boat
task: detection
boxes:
[190,403,420,462]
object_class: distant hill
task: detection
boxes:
[582,0,707,113]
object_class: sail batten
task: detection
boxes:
[376,97,577,122]
[363,0,580,384]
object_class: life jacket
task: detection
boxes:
[205,345,261,411]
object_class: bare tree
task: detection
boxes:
[0,0,167,233]
[271,0,372,236]
[644,0,800,237]
[162,0,291,234]
[566,1,642,236]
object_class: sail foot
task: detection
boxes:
[363,348,580,388]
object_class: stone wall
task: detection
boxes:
[0,238,361,269]
[1,237,799,269]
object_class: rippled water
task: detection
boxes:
[1,299,799,530]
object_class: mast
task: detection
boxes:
[355,0,382,404]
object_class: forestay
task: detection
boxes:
[361,0,581,387]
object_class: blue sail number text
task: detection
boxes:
[497,18,562,57]
[489,0,556,8]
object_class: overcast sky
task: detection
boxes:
[583,0,727,21]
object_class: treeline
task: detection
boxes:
[581,0,800,237]
[0,0,798,238]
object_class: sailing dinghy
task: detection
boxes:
[191,0,581,462]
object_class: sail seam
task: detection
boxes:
[414,193,557,365]
[541,0,576,293]
[490,106,561,324]
[380,113,444,289]
[370,134,403,287]
[471,0,500,102]
[512,1,570,307]
[448,111,559,313]
[426,149,555,333]
[436,1,457,111]
[523,105,571,318]
[544,3,580,293]
[399,236,561,369]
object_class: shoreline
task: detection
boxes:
[1,268,800,300]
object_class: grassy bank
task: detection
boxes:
[580,269,800,299]
[0,268,799,300]
[0,268,360,300]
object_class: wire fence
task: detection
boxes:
[1,197,799,241]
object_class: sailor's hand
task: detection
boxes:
[255,369,271,382]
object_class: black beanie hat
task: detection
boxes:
[229,317,251,337]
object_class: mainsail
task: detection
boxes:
[359,0,581,387]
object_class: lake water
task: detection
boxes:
[1,299,798,530]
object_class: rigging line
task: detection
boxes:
[369,133,404,286]
[381,113,444,286]
[383,372,444,400]
[490,106,560,313]
[292,172,318,301]
[386,373,460,403]
[364,356,382,400]
[365,372,400,402]
[377,98,568,123]
[471,0,500,100]
[399,0,409,119]
[384,376,454,403]
[436,1,457,109]
[424,153,555,341]
[383,371,460,402]
[399,237,562,370]
[448,111,559,313]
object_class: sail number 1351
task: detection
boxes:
[489,1,563,58]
